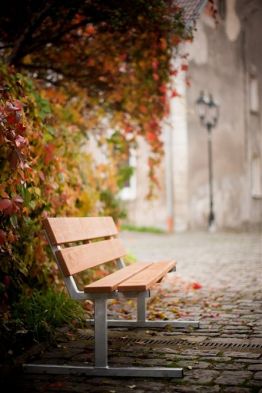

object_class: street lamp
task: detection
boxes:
[196,91,219,229]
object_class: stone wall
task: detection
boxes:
[123,0,262,231]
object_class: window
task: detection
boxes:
[251,155,262,198]
[249,74,259,114]
[218,0,226,20]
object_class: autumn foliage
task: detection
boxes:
[0,66,85,312]
[0,1,194,327]
[0,1,192,190]
[0,64,135,316]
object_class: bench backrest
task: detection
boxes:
[43,217,126,276]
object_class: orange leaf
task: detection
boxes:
[146,132,157,142]
[140,105,147,114]
[44,143,55,165]
[85,24,95,36]
[160,38,167,50]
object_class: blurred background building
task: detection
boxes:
[121,0,262,232]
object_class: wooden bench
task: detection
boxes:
[24,217,199,378]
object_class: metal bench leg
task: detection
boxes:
[137,292,147,323]
[23,295,183,377]
[106,292,199,328]
[85,291,199,329]
[94,297,108,367]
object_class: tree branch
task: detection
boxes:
[8,1,55,65]
[25,17,92,56]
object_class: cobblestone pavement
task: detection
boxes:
[5,231,262,393]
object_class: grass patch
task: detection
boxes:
[13,288,85,341]
[123,252,137,264]
[121,224,165,234]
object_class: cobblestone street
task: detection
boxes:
[8,231,262,392]
[121,231,262,293]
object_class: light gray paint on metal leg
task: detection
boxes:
[94,297,108,367]
[23,364,183,378]
[105,320,199,328]
[116,258,126,269]
[137,292,147,323]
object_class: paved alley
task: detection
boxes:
[8,231,262,392]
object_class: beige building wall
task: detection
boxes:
[187,0,262,230]
[124,64,189,231]
[123,0,262,232]
[123,137,167,230]
[166,61,189,232]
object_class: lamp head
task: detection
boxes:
[196,91,219,129]
[196,90,206,123]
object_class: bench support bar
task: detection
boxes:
[107,320,199,328]
[23,364,183,378]
[87,319,199,328]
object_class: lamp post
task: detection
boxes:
[196,91,219,229]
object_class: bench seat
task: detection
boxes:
[84,260,176,293]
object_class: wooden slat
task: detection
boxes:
[43,217,118,245]
[118,260,176,292]
[84,262,153,293]
[56,238,126,276]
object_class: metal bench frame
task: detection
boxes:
[24,222,199,378]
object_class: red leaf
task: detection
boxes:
[85,24,95,36]
[0,198,19,215]
[44,143,55,164]
[191,282,202,290]
[87,58,95,67]
[3,275,11,287]
[0,229,6,245]
[6,113,18,125]
[0,198,12,212]
[153,73,159,81]
[146,132,157,142]
[119,53,127,61]
[17,123,26,134]
[170,69,178,76]
[9,150,19,169]
[152,60,159,71]
[149,119,158,130]
[171,90,180,98]
[159,84,167,94]
[171,35,181,46]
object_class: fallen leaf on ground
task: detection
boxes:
[191,282,202,290]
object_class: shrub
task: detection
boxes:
[13,288,85,341]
